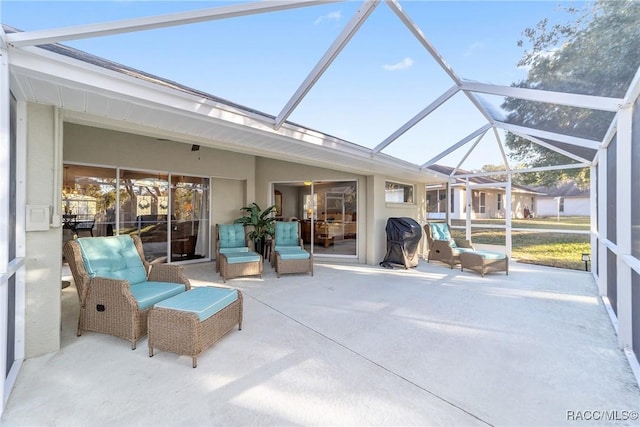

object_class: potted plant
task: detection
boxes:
[234,202,277,255]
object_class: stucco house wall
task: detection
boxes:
[24,116,429,358]
[255,157,427,264]
[536,197,590,217]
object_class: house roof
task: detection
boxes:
[528,181,590,198]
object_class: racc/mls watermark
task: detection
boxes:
[567,410,639,422]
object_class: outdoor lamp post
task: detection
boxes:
[582,253,591,271]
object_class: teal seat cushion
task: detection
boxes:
[452,247,475,256]
[77,235,147,285]
[274,245,302,252]
[472,250,507,260]
[154,287,239,322]
[219,247,249,254]
[219,224,247,249]
[223,252,261,264]
[278,249,310,260]
[275,222,300,246]
[129,281,187,310]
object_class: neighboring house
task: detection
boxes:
[425,165,542,220]
[529,181,590,217]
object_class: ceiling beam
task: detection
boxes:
[385,0,460,84]
[6,0,341,47]
[371,85,458,155]
[494,121,601,150]
[420,124,491,169]
[274,0,378,129]
[450,130,487,176]
[0,25,7,49]
[622,63,640,108]
[452,162,590,179]
[386,1,497,128]
[508,129,592,164]
[493,127,511,171]
[460,81,622,112]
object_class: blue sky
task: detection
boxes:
[1,0,585,170]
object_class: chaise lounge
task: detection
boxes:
[424,222,476,268]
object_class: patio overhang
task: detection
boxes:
[8,42,445,184]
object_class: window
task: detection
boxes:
[479,192,486,214]
[497,193,502,211]
[426,188,446,213]
[385,181,414,204]
[559,197,565,213]
[450,189,455,213]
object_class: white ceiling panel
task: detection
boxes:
[58,85,87,112]
[27,77,61,105]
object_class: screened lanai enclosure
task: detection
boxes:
[1,0,640,415]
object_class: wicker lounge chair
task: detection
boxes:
[424,222,475,268]
[63,235,191,349]
[273,221,313,277]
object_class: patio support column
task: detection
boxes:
[0,38,8,274]
[446,181,451,225]
[0,37,10,413]
[597,147,608,296]
[465,178,471,241]
[506,173,512,257]
[589,163,597,279]
[616,105,633,348]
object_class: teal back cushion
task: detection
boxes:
[276,222,299,246]
[77,235,147,285]
[429,223,452,241]
[219,224,247,248]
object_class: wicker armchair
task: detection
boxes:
[215,224,263,282]
[273,221,313,277]
[424,222,475,268]
[63,234,191,349]
[215,224,255,272]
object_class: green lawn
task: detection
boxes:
[449,216,591,271]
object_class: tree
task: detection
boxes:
[502,0,640,187]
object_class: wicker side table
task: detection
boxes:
[148,287,243,368]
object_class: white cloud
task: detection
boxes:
[382,57,414,71]
[464,41,486,57]
[314,11,342,26]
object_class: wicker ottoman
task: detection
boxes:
[148,287,243,368]
[219,251,263,282]
[459,251,509,277]
[274,247,313,278]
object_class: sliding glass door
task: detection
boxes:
[118,170,170,262]
[170,175,210,262]
[273,180,357,257]
[63,164,210,263]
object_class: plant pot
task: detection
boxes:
[254,238,264,256]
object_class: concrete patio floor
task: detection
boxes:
[2,259,639,426]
